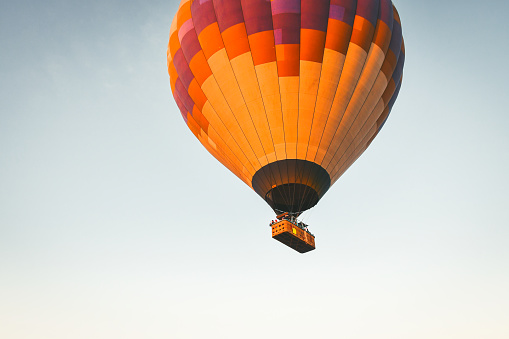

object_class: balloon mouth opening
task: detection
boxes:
[251,159,331,214]
[265,183,319,213]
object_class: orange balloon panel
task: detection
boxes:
[168,0,405,214]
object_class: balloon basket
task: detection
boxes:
[271,220,315,253]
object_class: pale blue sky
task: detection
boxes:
[1,0,508,338]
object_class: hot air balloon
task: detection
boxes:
[167,0,405,253]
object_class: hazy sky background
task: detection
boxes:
[1,0,508,338]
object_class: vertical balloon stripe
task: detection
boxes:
[272,0,301,75]
[297,0,330,160]
[331,69,403,182]
[243,4,291,204]
[349,0,378,52]
[212,0,281,198]
[322,0,392,171]
[173,0,261,181]
[314,0,378,167]
[216,0,283,191]
[241,0,287,196]
[242,0,285,162]
[271,0,300,160]
[373,0,394,51]
[391,46,404,83]
[380,27,403,105]
[189,0,263,176]
[378,75,402,129]
[331,74,401,183]
[199,1,268,170]
[171,0,260,186]
[305,0,355,162]
[380,39,405,129]
[192,0,276,190]
[345,8,397,139]
[325,4,404,182]
[294,0,332,210]
[248,0,291,204]
[329,37,404,182]
[325,0,356,53]
[388,12,402,60]
[231,54,277,158]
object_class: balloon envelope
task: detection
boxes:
[168,0,404,214]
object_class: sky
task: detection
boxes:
[1,0,509,338]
